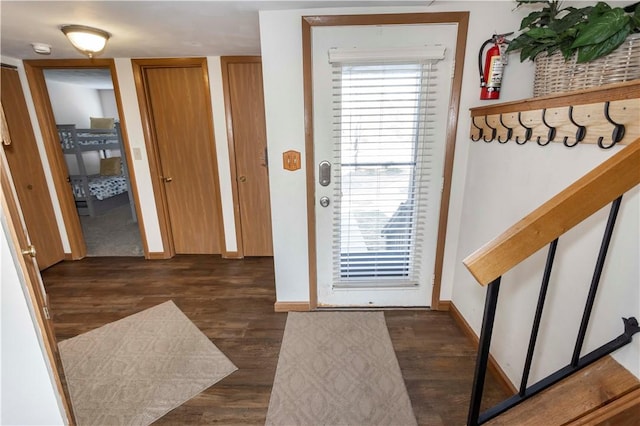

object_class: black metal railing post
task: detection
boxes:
[467,277,501,426]
[571,196,622,366]
[519,238,558,396]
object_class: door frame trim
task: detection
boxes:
[302,12,470,310]
[23,58,149,259]
[132,57,226,257]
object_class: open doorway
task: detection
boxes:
[23,58,148,260]
[42,67,142,257]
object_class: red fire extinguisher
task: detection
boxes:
[479,33,513,100]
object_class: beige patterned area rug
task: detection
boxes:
[58,300,237,426]
[266,312,417,425]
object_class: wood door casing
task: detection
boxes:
[24,58,149,261]
[301,13,470,309]
[224,59,273,256]
[143,65,223,254]
[1,66,64,270]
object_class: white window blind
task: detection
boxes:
[330,56,442,288]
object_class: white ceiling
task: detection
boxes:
[1,1,426,60]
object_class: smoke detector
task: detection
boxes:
[31,43,52,55]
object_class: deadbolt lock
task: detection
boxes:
[319,161,331,186]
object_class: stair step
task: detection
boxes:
[486,356,639,426]
[568,387,640,426]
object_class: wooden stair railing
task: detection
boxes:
[464,138,640,425]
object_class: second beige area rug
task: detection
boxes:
[58,300,237,426]
[266,312,417,425]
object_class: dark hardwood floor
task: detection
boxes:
[41,255,509,425]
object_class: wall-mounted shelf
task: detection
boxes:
[469,80,640,149]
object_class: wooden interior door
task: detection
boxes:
[143,64,223,254]
[1,146,74,423]
[1,65,64,270]
[223,58,273,256]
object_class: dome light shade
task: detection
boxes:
[61,25,110,58]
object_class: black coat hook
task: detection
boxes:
[497,114,513,143]
[537,108,556,146]
[598,101,625,149]
[471,116,484,142]
[515,112,532,145]
[483,116,497,143]
[563,105,587,148]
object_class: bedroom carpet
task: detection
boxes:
[58,300,237,426]
[80,204,143,257]
[266,311,417,426]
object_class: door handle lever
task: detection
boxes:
[162,176,173,183]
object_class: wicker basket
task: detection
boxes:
[533,33,640,97]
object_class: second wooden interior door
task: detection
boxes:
[140,61,224,254]
[224,58,273,256]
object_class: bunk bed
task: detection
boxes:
[57,123,137,222]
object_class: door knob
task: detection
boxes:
[239,176,247,183]
[162,176,173,183]
[21,245,36,258]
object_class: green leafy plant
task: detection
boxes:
[507,1,640,63]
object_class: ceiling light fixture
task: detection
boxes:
[61,25,110,58]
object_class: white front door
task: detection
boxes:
[313,23,457,307]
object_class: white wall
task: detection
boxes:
[113,58,164,252]
[207,56,238,253]
[46,80,106,175]
[98,89,119,120]
[259,2,534,303]
[1,220,65,425]
[45,80,104,129]
[452,132,640,383]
